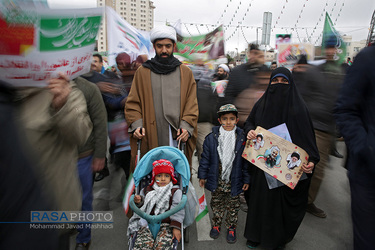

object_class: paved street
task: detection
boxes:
[70,141,352,250]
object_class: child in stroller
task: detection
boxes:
[128,159,185,249]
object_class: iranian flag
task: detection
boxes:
[195,194,208,222]
[106,6,154,66]
[116,21,141,50]
[122,172,135,215]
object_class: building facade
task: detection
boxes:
[96,0,155,52]
[342,35,367,60]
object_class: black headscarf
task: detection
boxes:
[142,53,182,75]
[244,67,319,164]
[297,54,308,65]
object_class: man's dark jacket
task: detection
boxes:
[334,45,375,186]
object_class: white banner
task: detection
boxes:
[0,6,103,87]
[106,6,154,66]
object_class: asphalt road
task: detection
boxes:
[70,141,352,250]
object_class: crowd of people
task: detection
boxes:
[1,22,374,250]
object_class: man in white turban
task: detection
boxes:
[213,64,230,81]
[125,25,198,173]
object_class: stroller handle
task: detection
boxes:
[129,194,188,238]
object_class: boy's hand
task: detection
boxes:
[199,179,206,188]
[172,228,181,242]
[247,130,257,140]
[134,195,141,204]
[242,184,249,191]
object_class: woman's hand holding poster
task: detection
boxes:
[242,126,309,189]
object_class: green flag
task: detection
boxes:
[321,12,346,64]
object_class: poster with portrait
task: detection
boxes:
[277,43,315,70]
[211,80,228,97]
[242,126,309,189]
[275,34,291,49]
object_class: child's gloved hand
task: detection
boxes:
[134,195,141,204]
[242,184,249,191]
[172,228,182,242]
[199,179,206,188]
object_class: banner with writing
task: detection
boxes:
[0,5,102,87]
[106,6,154,67]
[175,25,225,62]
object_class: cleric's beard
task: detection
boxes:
[156,53,173,64]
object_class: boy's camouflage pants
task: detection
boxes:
[133,223,174,250]
[210,178,240,229]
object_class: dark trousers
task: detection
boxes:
[350,178,375,250]
[76,155,94,244]
[112,150,131,180]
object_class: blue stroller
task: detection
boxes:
[128,146,190,250]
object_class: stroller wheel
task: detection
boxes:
[183,227,189,243]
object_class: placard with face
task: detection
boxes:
[242,126,309,189]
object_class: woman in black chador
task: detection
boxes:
[243,67,320,249]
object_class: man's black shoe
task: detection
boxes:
[331,148,344,158]
[95,167,109,182]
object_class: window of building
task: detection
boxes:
[354,47,360,52]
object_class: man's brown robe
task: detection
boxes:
[125,64,198,172]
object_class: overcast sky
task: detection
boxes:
[48,0,374,52]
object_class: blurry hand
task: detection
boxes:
[47,73,71,111]
[97,81,120,95]
[172,228,182,242]
[134,195,141,204]
[176,128,189,142]
[199,179,206,188]
[302,162,314,174]
[92,158,105,172]
[133,127,145,139]
[247,130,257,140]
[242,184,249,191]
